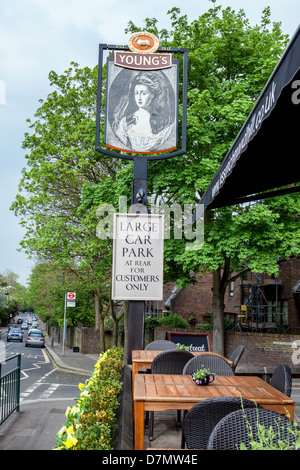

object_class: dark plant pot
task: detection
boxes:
[73,346,80,352]
[192,373,215,385]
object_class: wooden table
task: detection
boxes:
[133,374,295,450]
[131,350,233,389]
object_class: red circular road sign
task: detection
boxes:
[67,292,75,300]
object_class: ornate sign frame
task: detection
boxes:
[95,35,188,161]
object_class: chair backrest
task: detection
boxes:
[183,397,259,449]
[145,340,177,351]
[183,354,235,376]
[207,407,295,450]
[270,364,292,397]
[151,349,194,375]
[229,345,245,371]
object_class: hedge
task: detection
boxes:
[54,347,123,450]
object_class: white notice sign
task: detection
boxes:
[112,213,164,300]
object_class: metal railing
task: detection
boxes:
[0,354,21,425]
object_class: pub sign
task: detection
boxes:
[95,31,188,160]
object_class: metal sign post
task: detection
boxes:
[95,32,188,364]
[62,292,67,356]
[62,292,76,356]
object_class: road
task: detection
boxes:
[0,324,89,450]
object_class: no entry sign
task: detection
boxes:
[67,292,76,300]
[66,292,76,307]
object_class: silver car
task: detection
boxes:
[7,328,23,342]
[25,330,45,348]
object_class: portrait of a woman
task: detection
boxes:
[105,65,177,154]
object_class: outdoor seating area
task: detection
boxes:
[131,345,296,450]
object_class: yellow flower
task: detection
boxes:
[57,426,67,438]
[65,434,78,449]
[78,383,85,391]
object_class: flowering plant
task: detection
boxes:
[191,366,217,385]
[54,347,123,450]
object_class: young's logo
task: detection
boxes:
[127,31,160,54]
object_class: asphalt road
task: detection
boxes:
[0,328,89,450]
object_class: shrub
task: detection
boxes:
[54,347,123,450]
[158,312,189,329]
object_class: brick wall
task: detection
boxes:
[224,331,300,368]
[164,257,300,328]
[153,327,300,370]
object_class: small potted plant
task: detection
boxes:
[175,344,190,351]
[191,366,217,385]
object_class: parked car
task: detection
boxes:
[31,321,38,329]
[7,328,23,342]
[21,323,28,331]
[25,330,45,348]
[17,318,23,324]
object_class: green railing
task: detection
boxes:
[0,354,21,425]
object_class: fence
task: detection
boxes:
[0,354,21,425]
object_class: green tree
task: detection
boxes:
[26,262,98,328]
[120,4,299,354]
[11,63,120,349]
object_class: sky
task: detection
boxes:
[0,0,299,287]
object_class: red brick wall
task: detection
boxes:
[153,327,300,371]
[164,258,300,328]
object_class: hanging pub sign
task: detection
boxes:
[112,213,164,301]
[95,31,188,160]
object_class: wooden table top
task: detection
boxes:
[132,350,233,366]
[134,374,295,407]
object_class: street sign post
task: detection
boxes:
[62,292,76,356]
[95,31,188,363]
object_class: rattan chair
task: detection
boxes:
[147,349,194,441]
[207,407,296,450]
[270,364,292,397]
[183,353,235,376]
[145,340,177,350]
[229,345,245,372]
[182,397,259,449]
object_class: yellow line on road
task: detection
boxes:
[42,348,50,363]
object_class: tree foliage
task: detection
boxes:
[11,5,300,356]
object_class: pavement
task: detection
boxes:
[44,335,100,375]
[1,326,300,451]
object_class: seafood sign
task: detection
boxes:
[112,213,164,300]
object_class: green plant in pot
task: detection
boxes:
[191,366,217,385]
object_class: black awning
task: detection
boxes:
[198,25,300,214]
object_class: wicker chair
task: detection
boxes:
[207,407,295,450]
[182,397,259,449]
[183,353,235,377]
[229,345,245,372]
[270,364,292,397]
[145,340,177,350]
[147,349,194,441]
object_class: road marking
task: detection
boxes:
[42,348,50,363]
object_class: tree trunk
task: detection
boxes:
[95,291,100,331]
[212,269,225,355]
[95,291,106,352]
[110,301,118,347]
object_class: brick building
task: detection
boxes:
[160,257,300,331]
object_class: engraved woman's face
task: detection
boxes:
[134,84,153,109]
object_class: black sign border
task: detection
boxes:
[165,331,212,351]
